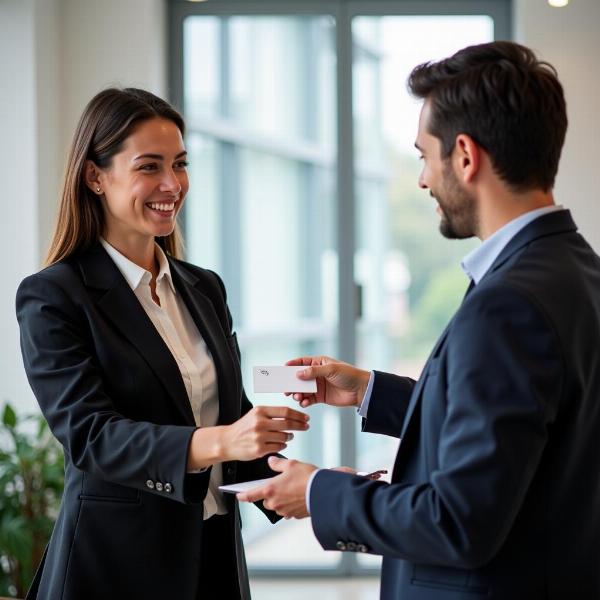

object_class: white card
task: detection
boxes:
[252,366,317,393]
[219,478,273,494]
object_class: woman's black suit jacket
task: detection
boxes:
[16,242,279,600]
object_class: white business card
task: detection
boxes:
[219,478,273,494]
[252,366,317,393]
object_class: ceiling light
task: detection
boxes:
[548,0,569,7]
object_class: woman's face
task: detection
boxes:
[94,117,189,245]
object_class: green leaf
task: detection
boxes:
[2,404,17,429]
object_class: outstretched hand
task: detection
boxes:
[285,356,370,409]
[236,456,317,519]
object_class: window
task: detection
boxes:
[170,0,510,576]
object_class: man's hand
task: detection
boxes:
[285,356,370,409]
[236,456,317,519]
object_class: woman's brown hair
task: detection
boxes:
[45,87,186,266]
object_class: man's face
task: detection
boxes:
[415,101,478,239]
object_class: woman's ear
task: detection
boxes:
[453,134,480,184]
[84,160,104,195]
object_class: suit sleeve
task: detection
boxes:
[16,273,210,505]
[310,284,563,568]
[361,371,416,438]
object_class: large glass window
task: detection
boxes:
[172,0,509,576]
[183,13,339,569]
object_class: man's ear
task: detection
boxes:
[453,134,480,184]
[84,160,104,195]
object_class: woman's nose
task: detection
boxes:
[160,168,182,195]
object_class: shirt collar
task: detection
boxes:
[461,205,565,284]
[100,238,177,294]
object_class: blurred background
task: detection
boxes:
[1,0,599,597]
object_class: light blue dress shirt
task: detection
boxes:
[306,205,565,513]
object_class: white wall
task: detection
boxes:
[0,0,167,413]
[60,0,167,154]
[0,0,41,413]
[514,0,600,250]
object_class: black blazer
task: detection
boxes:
[16,242,278,600]
[309,210,600,599]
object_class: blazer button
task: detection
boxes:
[146,479,155,490]
[346,542,357,552]
[357,544,369,553]
[336,541,347,551]
[155,482,164,492]
[164,483,172,493]
[227,466,235,476]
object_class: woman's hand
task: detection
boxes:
[219,406,310,462]
[187,406,310,470]
[285,356,371,409]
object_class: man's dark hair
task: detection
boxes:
[408,41,567,192]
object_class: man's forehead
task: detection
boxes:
[415,100,435,147]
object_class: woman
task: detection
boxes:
[16,87,310,600]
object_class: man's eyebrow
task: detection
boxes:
[133,150,188,161]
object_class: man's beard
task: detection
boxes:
[434,161,478,240]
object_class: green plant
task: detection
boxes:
[0,403,64,598]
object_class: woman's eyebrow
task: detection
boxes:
[133,150,188,161]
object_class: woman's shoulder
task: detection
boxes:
[169,257,227,300]
[17,255,84,303]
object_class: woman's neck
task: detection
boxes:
[102,233,158,279]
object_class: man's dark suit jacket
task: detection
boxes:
[310,210,600,599]
[16,243,278,600]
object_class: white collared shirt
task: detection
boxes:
[100,238,227,519]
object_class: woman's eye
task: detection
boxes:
[174,160,189,169]
[139,163,157,171]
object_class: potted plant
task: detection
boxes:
[0,403,64,598]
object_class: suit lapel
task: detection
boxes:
[398,210,577,441]
[169,260,240,426]
[78,244,195,424]
[398,316,454,440]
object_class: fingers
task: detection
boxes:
[256,405,310,424]
[297,364,333,380]
[288,395,318,410]
[262,431,294,444]
[286,356,336,369]
[237,485,268,503]
[268,455,287,472]
[286,356,318,367]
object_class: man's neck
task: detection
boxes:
[477,185,555,240]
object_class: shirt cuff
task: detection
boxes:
[305,468,322,515]
[357,371,375,418]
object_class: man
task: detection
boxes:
[239,41,600,598]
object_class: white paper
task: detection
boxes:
[252,366,317,393]
[219,478,273,494]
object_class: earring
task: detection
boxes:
[96,187,101,193]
